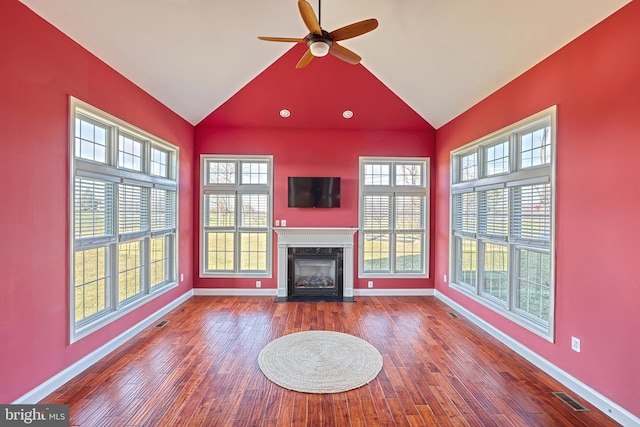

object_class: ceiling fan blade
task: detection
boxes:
[295,49,315,69]
[258,36,306,43]
[330,18,379,41]
[298,0,322,35]
[329,42,361,65]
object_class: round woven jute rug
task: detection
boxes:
[258,330,383,394]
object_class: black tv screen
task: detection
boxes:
[288,177,341,208]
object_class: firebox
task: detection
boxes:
[287,247,343,300]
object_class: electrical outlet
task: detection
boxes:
[180,274,184,282]
[368,281,374,288]
[256,281,261,288]
[571,337,581,353]
[275,220,280,226]
[281,219,287,227]
[444,274,447,283]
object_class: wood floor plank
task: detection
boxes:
[291,393,308,426]
[41,296,620,426]
[331,392,352,427]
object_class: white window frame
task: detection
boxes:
[199,155,273,278]
[69,97,179,343]
[449,106,556,340]
[358,157,430,278]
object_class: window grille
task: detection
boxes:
[450,107,555,338]
[360,158,429,277]
[201,157,272,276]
[70,98,178,341]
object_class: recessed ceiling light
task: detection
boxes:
[280,109,291,118]
[342,110,353,119]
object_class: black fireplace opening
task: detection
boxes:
[287,247,344,301]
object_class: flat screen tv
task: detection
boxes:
[288,177,341,208]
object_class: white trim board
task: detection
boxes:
[13,290,193,404]
[435,291,640,427]
[192,288,435,297]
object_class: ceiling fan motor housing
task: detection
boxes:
[307,30,333,56]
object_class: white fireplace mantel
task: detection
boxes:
[274,227,357,299]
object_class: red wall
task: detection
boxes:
[0,1,194,403]
[194,127,436,290]
[435,1,640,417]
[4,0,637,417]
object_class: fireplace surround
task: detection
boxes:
[274,228,356,302]
[288,247,343,299]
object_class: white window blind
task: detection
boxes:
[74,177,115,243]
[510,183,551,244]
[479,188,508,239]
[118,184,149,237]
[150,188,176,232]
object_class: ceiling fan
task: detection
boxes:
[258,0,378,69]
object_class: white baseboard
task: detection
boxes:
[13,290,193,404]
[354,288,435,297]
[192,288,435,297]
[435,291,640,427]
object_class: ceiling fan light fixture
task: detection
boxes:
[309,40,330,57]
[258,0,378,68]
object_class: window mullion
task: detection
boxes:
[112,181,121,311]
[143,186,151,294]
[477,240,485,295]
[390,192,396,273]
[234,191,240,273]
[508,244,517,312]
[142,237,151,294]
[510,133,518,173]
[109,125,118,167]
[109,240,119,311]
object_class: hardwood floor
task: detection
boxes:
[43,296,619,426]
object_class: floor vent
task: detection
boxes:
[447,312,459,319]
[154,320,169,328]
[553,392,590,412]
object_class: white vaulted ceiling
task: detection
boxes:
[18,0,631,128]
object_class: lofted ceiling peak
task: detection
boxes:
[17,0,632,128]
[198,43,433,131]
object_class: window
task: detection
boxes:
[450,106,555,339]
[200,156,272,277]
[359,158,429,277]
[70,98,178,341]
